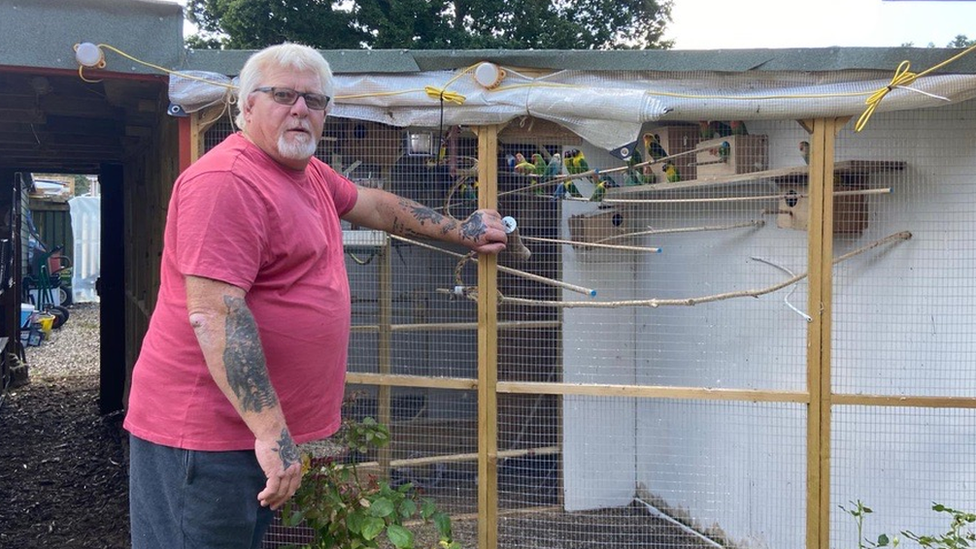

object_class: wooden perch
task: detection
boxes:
[497,231,912,309]
[605,187,892,205]
[391,235,597,297]
[596,220,765,244]
[520,235,662,253]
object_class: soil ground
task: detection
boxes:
[0,303,717,549]
[0,375,129,549]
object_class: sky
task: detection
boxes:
[664,0,976,49]
[165,0,975,50]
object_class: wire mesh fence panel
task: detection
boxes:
[831,406,976,549]
[200,96,976,549]
[492,118,810,549]
[829,100,976,548]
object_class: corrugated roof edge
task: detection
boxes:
[181,47,976,76]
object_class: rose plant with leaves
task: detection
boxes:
[282,417,461,549]
[841,500,976,549]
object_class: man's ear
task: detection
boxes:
[242,96,253,122]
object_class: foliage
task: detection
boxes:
[840,500,891,549]
[73,175,91,196]
[841,500,976,549]
[281,417,460,549]
[185,0,367,50]
[901,504,976,549]
[900,34,974,48]
[946,35,976,49]
[184,0,673,51]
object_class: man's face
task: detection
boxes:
[242,67,327,170]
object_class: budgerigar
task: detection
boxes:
[718,141,731,162]
[729,120,748,135]
[625,148,648,186]
[514,153,535,175]
[589,179,607,202]
[643,133,668,161]
[663,162,680,183]
[538,153,562,195]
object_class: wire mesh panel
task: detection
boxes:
[492,118,811,548]
[201,98,976,549]
[341,121,487,544]
[829,99,976,547]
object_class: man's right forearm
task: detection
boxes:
[186,276,296,457]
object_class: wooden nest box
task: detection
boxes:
[695,135,769,178]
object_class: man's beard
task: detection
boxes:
[277,131,317,161]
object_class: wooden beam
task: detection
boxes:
[804,117,843,549]
[345,372,478,390]
[0,132,122,147]
[476,124,501,549]
[833,394,976,408]
[377,242,393,480]
[497,381,809,403]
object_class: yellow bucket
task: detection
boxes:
[36,313,55,338]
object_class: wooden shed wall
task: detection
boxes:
[120,106,180,407]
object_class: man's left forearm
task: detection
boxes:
[345,187,507,253]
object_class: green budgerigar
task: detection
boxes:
[662,161,681,183]
[589,179,607,202]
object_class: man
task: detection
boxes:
[123,43,507,549]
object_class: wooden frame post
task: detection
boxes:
[476,125,501,549]
[377,241,393,479]
[803,117,845,549]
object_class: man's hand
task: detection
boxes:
[460,209,507,254]
[255,429,302,510]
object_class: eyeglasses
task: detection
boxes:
[252,87,331,110]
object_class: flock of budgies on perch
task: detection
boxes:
[441,119,753,210]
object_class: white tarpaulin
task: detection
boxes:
[170,66,976,150]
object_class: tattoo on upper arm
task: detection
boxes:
[460,212,487,242]
[222,295,278,413]
[276,428,299,469]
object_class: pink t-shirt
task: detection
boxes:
[124,132,359,451]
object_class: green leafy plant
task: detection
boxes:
[841,501,976,549]
[840,499,892,549]
[901,504,976,549]
[282,417,461,549]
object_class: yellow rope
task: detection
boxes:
[856,42,976,132]
[97,44,238,90]
[423,86,466,105]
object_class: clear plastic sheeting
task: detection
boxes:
[169,67,976,150]
[69,196,100,303]
[168,70,237,114]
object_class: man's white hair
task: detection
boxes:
[235,43,334,130]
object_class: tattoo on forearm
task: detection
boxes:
[393,198,458,237]
[276,429,299,470]
[460,212,487,242]
[392,217,422,238]
[222,295,278,413]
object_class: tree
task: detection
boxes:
[947,34,975,48]
[900,34,973,48]
[73,175,91,196]
[186,0,368,50]
[185,0,673,50]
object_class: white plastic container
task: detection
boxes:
[20,303,35,328]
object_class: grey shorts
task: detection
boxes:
[129,434,273,549]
